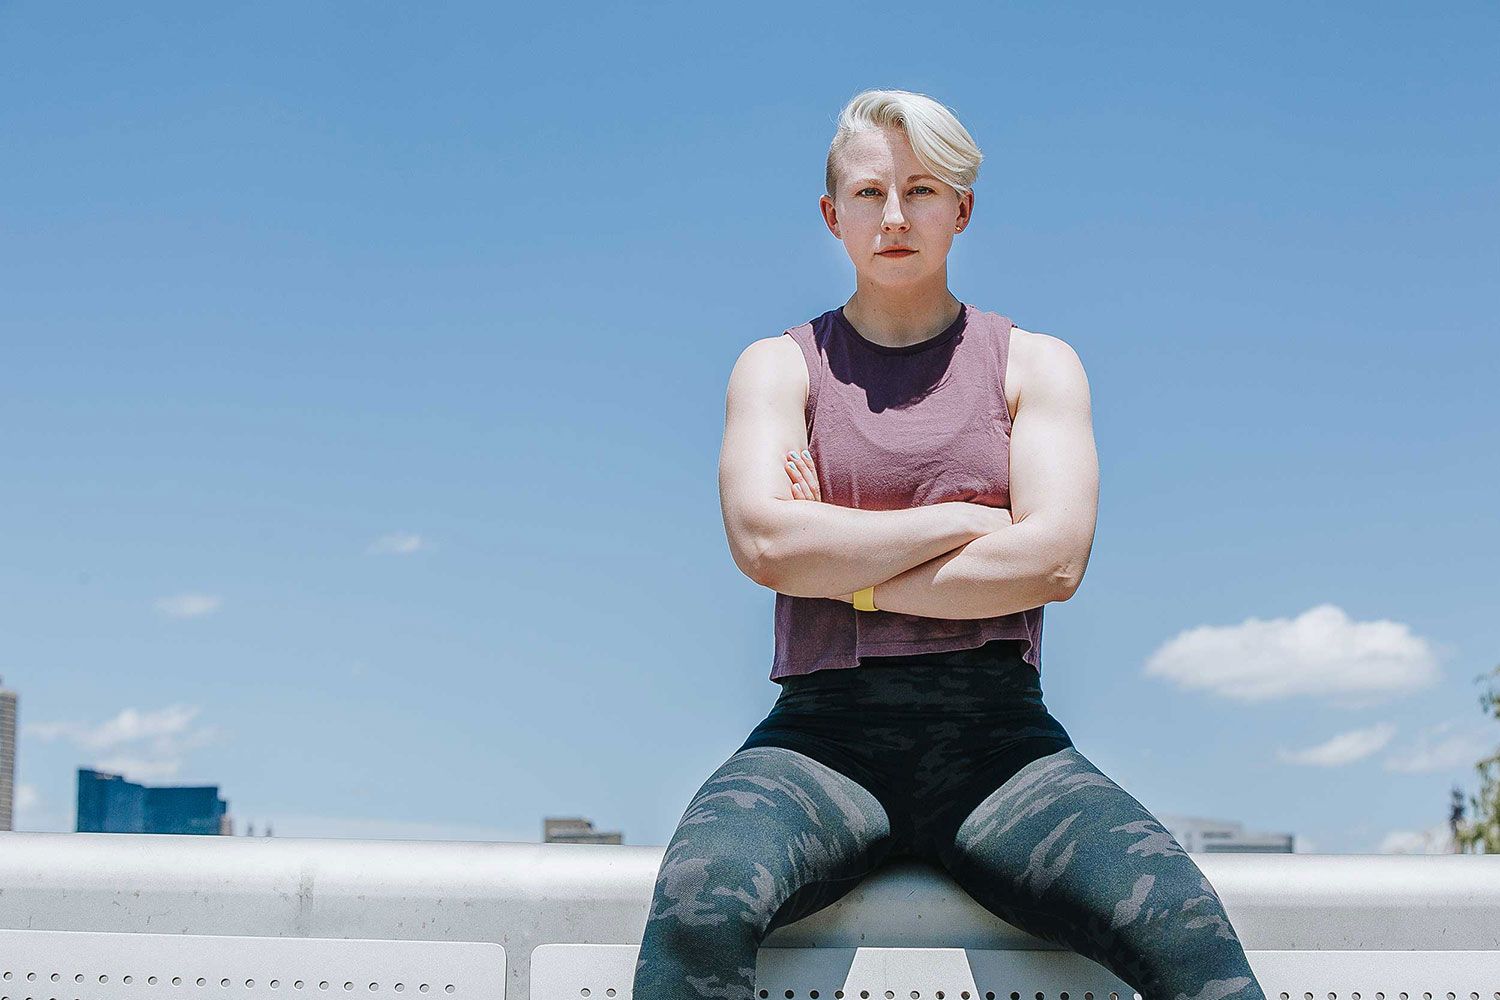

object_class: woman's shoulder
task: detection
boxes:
[1004,321,1089,418]
[1008,322,1080,358]
[1007,322,1083,369]
[728,329,813,409]
[966,305,1073,351]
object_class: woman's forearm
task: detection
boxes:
[864,517,1073,618]
[760,499,984,598]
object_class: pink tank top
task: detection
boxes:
[770,302,1044,680]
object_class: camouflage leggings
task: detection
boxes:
[633,643,1265,1000]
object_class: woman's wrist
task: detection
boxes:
[951,499,1012,538]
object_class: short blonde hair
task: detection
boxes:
[826,89,983,198]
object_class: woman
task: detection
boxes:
[633,90,1266,999]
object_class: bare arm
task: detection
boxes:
[718,335,992,595]
[875,331,1099,614]
[785,329,1100,617]
[760,498,988,598]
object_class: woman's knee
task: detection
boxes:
[938,746,1262,995]
[938,745,1197,937]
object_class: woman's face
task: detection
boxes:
[820,126,973,288]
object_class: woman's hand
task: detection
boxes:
[973,503,1015,533]
[785,450,856,602]
[785,448,821,502]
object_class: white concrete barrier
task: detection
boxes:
[2,832,1498,999]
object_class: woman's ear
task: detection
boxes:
[819,194,841,239]
[955,188,975,232]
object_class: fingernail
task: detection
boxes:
[802,450,812,460]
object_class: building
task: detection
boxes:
[76,768,230,835]
[1158,813,1296,853]
[0,676,15,832]
[543,816,622,844]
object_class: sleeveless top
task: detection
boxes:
[769,302,1045,681]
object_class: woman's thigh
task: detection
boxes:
[936,745,1265,999]
[634,745,896,1000]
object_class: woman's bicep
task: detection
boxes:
[1007,332,1100,593]
[718,335,811,585]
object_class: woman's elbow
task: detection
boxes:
[725,516,781,589]
[746,543,781,589]
[1048,553,1089,602]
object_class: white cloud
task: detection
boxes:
[28,703,208,751]
[21,703,219,783]
[1385,719,1495,774]
[10,783,61,833]
[24,720,81,742]
[16,783,40,811]
[367,532,423,555]
[1277,722,1398,766]
[85,704,206,751]
[1144,603,1439,704]
[154,593,222,618]
[1379,820,1455,854]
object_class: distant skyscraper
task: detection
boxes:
[0,676,15,831]
[1158,813,1295,853]
[76,769,229,835]
[543,816,623,844]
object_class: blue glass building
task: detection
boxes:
[76,769,228,835]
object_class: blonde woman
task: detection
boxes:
[633,90,1266,999]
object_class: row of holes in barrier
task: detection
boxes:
[0,975,454,993]
[6,974,1500,1000]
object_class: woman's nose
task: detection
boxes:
[882,193,908,230]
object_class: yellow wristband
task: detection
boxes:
[852,586,877,612]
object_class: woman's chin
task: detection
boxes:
[857,269,936,289]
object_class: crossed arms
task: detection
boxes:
[717,328,1100,619]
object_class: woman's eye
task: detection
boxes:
[912,186,934,194]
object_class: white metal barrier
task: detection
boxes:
[2,832,1499,999]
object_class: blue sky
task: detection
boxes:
[2,2,1495,854]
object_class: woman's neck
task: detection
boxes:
[842,274,963,350]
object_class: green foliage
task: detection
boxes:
[1453,662,1500,854]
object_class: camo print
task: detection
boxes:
[631,745,896,998]
[633,643,1265,1000]
[939,746,1262,999]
